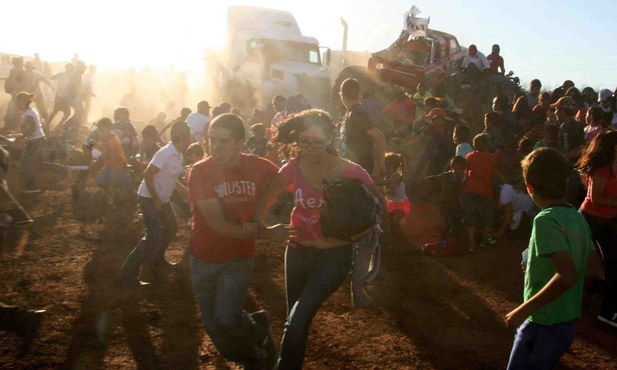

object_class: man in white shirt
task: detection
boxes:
[116,121,192,286]
[495,183,536,238]
[185,100,211,143]
[461,44,490,72]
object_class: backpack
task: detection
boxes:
[421,239,466,257]
[319,178,378,241]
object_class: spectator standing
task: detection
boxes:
[453,124,474,159]
[526,79,542,109]
[425,155,467,238]
[598,89,617,126]
[185,101,211,143]
[461,134,497,251]
[245,123,268,157]
[340,78,386,175]
[48,63,75,128]
[112,107,139,158]
[23,61,53,122]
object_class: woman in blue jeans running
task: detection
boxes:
[256,110,382,369]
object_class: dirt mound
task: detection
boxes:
[1,177,616,369]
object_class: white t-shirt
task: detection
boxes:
[186,112,211,139]
[499,184,536,230]
[24,108,45,141]
[456,143,474,159]
[461,51,490,71]
[137,142,184,203]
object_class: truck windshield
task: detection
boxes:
[384,37,431,67]
[261,40,321,65]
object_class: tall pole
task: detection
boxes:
[340,17,348,69]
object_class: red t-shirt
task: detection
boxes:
[580,166,617,219]
[188,154,279,263]
[463,151,496,196]
[280,158,372,241]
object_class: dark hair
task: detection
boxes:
[587,106,604,126]
[96,117,113,130]
[285,93,311,115]
[450,155,466,168]
[385,152,403,173]
[493,94,509,112]
[170,120,191,142]
[141,124,158,139]
[530,79,542,88]
[275,109,337,158]
[472,133,490,152]
[424,97,439,109]
[114,107,129,120]
[522,148,569,199]
[512,95,532,121]
[186,142,205,159]
[576,129,617,184]
[180,107,192,117]
[485,111,502,127]
[340,78,360,101]
[543,124,559,138]
[209,113,246,141]
[454,124,470,142]
[251,123,266,136]
[518,137,536,156]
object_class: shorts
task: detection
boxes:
[461,192,493,228]
[387,198,411,216]
[96,167,133,193]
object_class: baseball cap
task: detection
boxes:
[549,96,576,112]
[598,89,613,102]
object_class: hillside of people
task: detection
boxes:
[0,47,616,370]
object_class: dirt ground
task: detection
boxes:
[1,170,616,370]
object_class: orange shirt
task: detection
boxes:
[463,151,496,196]
[99,133,128,169]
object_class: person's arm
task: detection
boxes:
[589,175,617,207]
[367,127,386,175]
[498,57,505,76]
[143,164,162,210]
[253,171,288,225]
[504,250,578,329]
[588,250,604,280]
[196,197,289,241]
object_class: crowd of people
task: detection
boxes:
[0,47,616,370]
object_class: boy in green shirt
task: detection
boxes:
[505,148,603,370]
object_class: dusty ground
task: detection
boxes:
[1,170,616,370]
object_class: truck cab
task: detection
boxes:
[367,29,466,90]
[216,6,331,112]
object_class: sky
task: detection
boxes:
[2,0,616,90]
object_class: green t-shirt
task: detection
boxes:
[524,205,595,325]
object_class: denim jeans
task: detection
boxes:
[117,196,177,282]
[506,319,575,370]
[278,245,353,370]
[191,256,266,365]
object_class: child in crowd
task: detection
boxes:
[505,148,602,370]
[495,182,536,240]
[413,83,433,118]
[373,153,410,250]
[532,124,559,151]
[483,112,503,152]
[461,133,497,251]
[425,155,467,238]
[139,125,161,164]
[245,123,269,157]
[453,124,474,159]
[91,117,134,206]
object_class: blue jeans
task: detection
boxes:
[191,256,266,365]
[117,196,177,282]
[507,319,575,370]
[278,245,353,370]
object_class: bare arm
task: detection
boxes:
[196,198,257,239]
[496,203,513,237]
[253,172,288,225]
[505,250,578,329]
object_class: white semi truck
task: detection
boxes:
[209,6,334,113]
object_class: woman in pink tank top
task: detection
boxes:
[255,109,383,369]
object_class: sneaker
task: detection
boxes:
[597,311,617,328]
[251,310,278,370]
